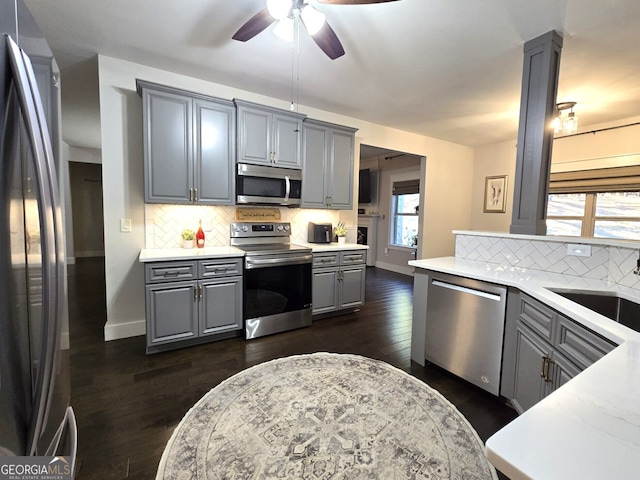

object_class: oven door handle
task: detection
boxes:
[245,254,313,269]
[284,175,291,202]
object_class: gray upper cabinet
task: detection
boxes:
[235,99,305,169]
[302,118,357,210]
[137,80,236,205]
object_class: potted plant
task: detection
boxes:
[335,222,347,244]
[182,229,195,249]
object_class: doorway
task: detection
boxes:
[69,161,104,258]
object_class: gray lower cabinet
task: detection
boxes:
[312,250,366,315]
[137,80,236,205]
[502,291,616,413]
[235,99,305,169]
[144,258,242,353]
[302,119,357,209]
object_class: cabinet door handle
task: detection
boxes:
[194,284,198,301]
[541,356,552,382]
[193,188,198,202]
[163,271,179,277]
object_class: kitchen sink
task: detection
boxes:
[550,289,640,333]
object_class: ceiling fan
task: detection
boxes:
[232,0,401,60]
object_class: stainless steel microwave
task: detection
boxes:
[236,163,302,206]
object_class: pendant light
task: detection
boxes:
[553,101,578,135]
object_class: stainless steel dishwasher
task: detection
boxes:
[425,272,507,395]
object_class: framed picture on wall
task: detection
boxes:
[483,175,508,213]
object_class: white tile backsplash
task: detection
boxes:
[455,233,640,289]
[144,204,341,248]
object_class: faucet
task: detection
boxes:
[634,250,640,276]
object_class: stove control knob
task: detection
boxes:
[283,225,290,231]
[232,225,240,232]
[242,225,249,232]
[277,225,284,232]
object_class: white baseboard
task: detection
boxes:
[373,261,415,277]
[104,319,146,341]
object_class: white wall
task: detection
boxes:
[469,140,517,232]
[551,116,640,171]
[97,55,475,340]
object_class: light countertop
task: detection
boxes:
[299,242,368,252]
[409,256,640,480]
[139,243,367,262]
[139,246,244,263]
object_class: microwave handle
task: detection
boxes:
[325,229,330,242]
[284,175,290,202]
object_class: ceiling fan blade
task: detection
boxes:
[232,7,275,42]
[316,0,401,4]
[310,21,345,60]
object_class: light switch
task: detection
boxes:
[120,218,132,232]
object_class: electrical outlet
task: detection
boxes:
[203,219,212,232]
[567,244,591,257]
[120,218,131,232]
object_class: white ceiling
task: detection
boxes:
[23,0,640,149]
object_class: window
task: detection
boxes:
[547,192,640,240]
[390,176,420,247]
[547,166,640,240]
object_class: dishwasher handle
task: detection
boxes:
[431,279,503,302]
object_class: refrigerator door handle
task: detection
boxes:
[5,34,64,456]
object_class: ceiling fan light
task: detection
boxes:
[267,0,291,20]
[273,17,295,42]
[301,5,326,35]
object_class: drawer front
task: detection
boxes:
[340,250,366,265]
[313,253,339,268]
[555,315,617,370]
[520,294,555,342]
[145,261,197,283]
[199,258,243,278]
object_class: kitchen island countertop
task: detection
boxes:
[410,256,640,480]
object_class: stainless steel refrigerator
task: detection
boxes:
[0,0,77,472]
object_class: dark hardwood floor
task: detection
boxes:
[67,258,517,479]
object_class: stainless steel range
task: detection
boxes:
[231,222,312,339]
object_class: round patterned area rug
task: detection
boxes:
[157,353,497,480]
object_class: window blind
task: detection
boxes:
[392,179,420,195]
[549,165,640,194]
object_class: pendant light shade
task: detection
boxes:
[562,111,578,135]
[267,0,291,20]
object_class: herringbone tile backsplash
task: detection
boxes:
[145,204,340,248]
[455,234,640,288]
